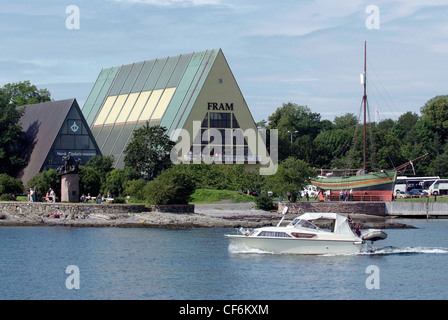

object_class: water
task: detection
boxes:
[0,219,447,300]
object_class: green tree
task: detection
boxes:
[124,123,175,181]
[267,102,323,162]
[1,81,51,106]
[0,174,24,195]
[0,90,26,175]
[144,166,195,205]
[27,169,59,201]
[420,95,448,142]
[124,179,147,201]
[0,81,52,176]
[265,157,315,200]
[426,153,448,177]
[85,155,114,189]
[79,166,102,197]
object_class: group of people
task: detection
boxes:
[80,193,93,203]
[319,189,354,201]
[80,193,105,204]
[28,187,56,202]
[338,189,354,201]
[80,191,122,204]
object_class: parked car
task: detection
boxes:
[409,189,428,197]
[396,189,428,199]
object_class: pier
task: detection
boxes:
[277,201,448,218]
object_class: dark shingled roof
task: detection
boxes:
[17,98,98,186]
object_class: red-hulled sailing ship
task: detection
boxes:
[311,42,427,201]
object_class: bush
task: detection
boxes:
[0,193,15,201]
[124,179,147,201]
[27,169,59,200]
[254,193,275,211]
[190,189,254,203]
[144,167,195,205]
[112,197,126,204]
[0,174,23,195]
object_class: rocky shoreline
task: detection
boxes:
[0,201,416,229]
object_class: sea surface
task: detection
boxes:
[0,218,447,300]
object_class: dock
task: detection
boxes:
[278,201,448,218]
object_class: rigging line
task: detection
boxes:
[367,76,399,119]
[365,98,378,170]
[367,59,402,117]
[367,84,383,123]
[346,98,364,170]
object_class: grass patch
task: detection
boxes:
[190,189,255,204]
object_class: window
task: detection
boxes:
[257,231,292,238]
[201,113,208,128]
[210,112,231,128]
[293,219,318,230]
[232,114,240,128]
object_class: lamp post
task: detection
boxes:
[287,130,298,145]
[287,130,298,156]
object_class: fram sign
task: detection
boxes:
[207,102,234,111]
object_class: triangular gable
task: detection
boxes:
[173,49,258,159]
[18,99,75,185]
[18,99,101,186]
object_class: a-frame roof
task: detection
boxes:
[82,49,225,167]
[17,98,99,185]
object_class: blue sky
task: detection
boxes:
[1,0,447,123]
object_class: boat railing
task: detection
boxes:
[317,168,364,177]
[326,193,388,202]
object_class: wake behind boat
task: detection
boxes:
[225,208,387,255]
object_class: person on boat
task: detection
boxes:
[355,223,362,237]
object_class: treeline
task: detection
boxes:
[1,80,448,204]
[261,96,448,177]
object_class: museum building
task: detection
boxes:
[82,49,270,169]
[17,98,102,186]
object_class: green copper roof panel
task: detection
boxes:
[131,60,155,93]
[93,126,110,150]
[120,62,145,94]
[154,55,180,90]
[142,58,168,91]
[162,49,219,134]
[101,125,122,156]
[111,124,136,166]
[82,68,112,126]
[159,51,208,131]
[85,66,119,126]
[109,64,133,96]
[167,53,193,88]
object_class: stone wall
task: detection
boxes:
[0,202,194,220]
[277,201,386,216]
[149,204,195,214]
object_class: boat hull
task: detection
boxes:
[226,235,366,255]
[311,170,397,201]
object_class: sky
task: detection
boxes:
[1,0,447,123]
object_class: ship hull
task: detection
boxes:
[311,170,397,201]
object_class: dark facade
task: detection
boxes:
[18,98,102,186]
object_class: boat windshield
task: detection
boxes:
[290,218,319,230]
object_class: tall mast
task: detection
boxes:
[363,41,367,171]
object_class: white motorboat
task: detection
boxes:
[225,209,386,255]
[362,228,387,242]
